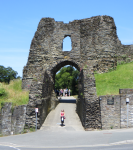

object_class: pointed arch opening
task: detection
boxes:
[62,36,72,51]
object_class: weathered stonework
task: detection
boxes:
[0,103,12,135]
[100,95,121,129]
[22,15,133,130]
[120,89,133,128]
[0,103,27,136]
[117,45,133,64]
[100,89,133,130]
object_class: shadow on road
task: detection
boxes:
[60,124,65,127]
[59,99,76,103]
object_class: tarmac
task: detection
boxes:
[0,96,133,149]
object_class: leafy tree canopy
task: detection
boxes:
[55,65,79,95]
[0,65,20,83]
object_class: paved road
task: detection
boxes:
[40,96,84,131]
[0,96,133,150]
[2,144,133,150]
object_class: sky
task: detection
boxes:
[0,0,133,77]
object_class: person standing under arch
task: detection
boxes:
[63,89,65,96]
[69,89,70,96]
[65,88,68,97]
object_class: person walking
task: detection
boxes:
[61,89,63,96]
[69,89,70,97]
[59,89,62,97]
[63,89,65,97]
[57,89,59,96]
[65,88,67,97]
[60,110,65,126]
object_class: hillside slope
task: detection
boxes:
[0,79,29,108]
[95,62,133,96]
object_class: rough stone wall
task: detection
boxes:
[0,103,12,135]
[22,15,130,130]
[12,105,27,134]
[120,89,133,128]
[100,95,120,129]
[100,89,133,130]
[25,71,59,129]
[77,68,101,130]
[78,64,102,130]
[117,45,133,64]
[0,103,27,136]
[80,16,118,73]
[0,111,1,134]
[77,70,86,126]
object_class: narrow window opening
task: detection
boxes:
[62,36,72,51]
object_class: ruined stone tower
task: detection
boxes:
[22,15,122,130]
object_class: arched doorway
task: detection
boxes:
[54,65,79,96]
[24,59,101,130]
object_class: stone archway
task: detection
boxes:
[24,59,101,129]
[22,15,119,130]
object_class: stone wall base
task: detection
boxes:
[100,89,133,130]
[0,103,27,136]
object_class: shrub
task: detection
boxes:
[0,88,7,97]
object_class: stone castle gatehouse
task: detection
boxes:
[22,15,133,130]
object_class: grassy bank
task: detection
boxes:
[95,62,133,96]
[0,79,29,108]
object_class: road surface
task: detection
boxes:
[0,96,133,150]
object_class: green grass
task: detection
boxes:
[95,62,133,96]
[0,79,29,108]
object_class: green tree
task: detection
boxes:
[0,65,19,83]
[55,66,79,95]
